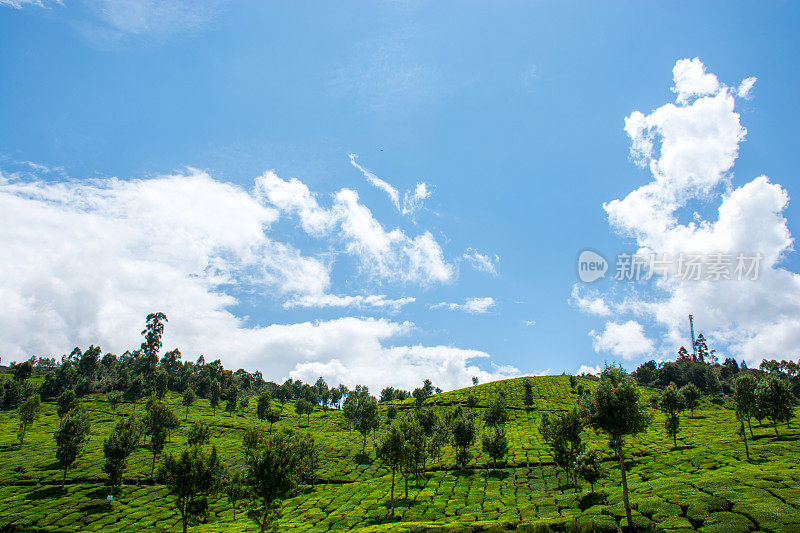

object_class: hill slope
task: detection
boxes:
[0,375,798,532]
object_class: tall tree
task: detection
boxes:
[182,389,196,422]
[483,396,509,428]
[159,445,223,533]
[144,400,179,477]
[482,426,509,469]
[54,409,91,487]
[451,412,476,469]
[679,383,701,417]
[582,365,651,531]
[103,415,141,497]
[294,398,313,426]
[539,409,583,487]
[18,394,41,445]
[140,312,168,378]
[246,429,318,533]
[376,424,405,516]
[210,380,221,415]
[523,379,534,410]
[225,388,238,417]
[733,373,757,438]
[660,382,685,449]
[256,392,271,422]
[755,375,795,436]
[57,389,78,422]
[224,469,247,520]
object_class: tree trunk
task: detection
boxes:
[260,503,270,533]
[63,466,68,488]
[616,439,635,532]
[390,468,396,516]
[747,418,754,438]
[404,473,409,499]
[673,433,677,449]
[185,406,188,422]
[151,452,156,479]
[741,422,750,461]
[182,512,188,533]
[773,419,779,437]
[20,424,26,445]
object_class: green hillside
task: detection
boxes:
[1,374,799,532]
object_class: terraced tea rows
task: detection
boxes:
[0,375,798,532]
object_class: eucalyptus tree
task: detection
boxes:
[582,365,651,531]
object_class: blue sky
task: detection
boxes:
[1,1,799,391]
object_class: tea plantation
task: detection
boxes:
[1,374,798,532]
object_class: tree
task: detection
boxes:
[144,400,180,477]
[256,392,271,422]
[159,445,222,533]
[265,409,281,434]
[376,424,405,516]
[451,412,476,469]
[246,429,318,533]
[225,388,238,417]
[103,415,141,496]
[295,398,313,426]
[412,387,428,409]
[582,365,651,531]
[482,426,508,469]
[187,421,211,447]
[574,448,604,492]
[472,376,479,386]
[210,380,221,415]
[756,375,795,436]
[523,379,534,410]
[355,395,379,453]
[140,312,168,378]
[733,373,757,438]
[154,368,168,399]
[539,409,583,487]
[54,409,91,487]
[330,388,342,409]
[733,375,755,461]
[107,391,123,413]
[18,394,41,445]
[483,397,508,428]
[14,360,33,382]
[679,383,701,417]
[398,417,426,497]
[386,405,398,422]
[57,389,78,422]
[125,375,144,411]
[224,470,247,519]
[182,389,196,421]
[660,382,685,449]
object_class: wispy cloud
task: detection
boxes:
[348,153,432,216]
[431,297,496,314]
[462,248,499,276]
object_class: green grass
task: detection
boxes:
[0,375,798,532]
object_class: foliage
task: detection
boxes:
[54,408,91,487]
[158,445,223,533]
[481,425,509,469]
[17,393,41,445]
[187,421,212,447]
[756,375,795,436]
[660,382,685,448]
[574,447,604,492]
[103,415,141,493]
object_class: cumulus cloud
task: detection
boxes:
[576,365,602,376]
[432,297,496,314]
[570,284,612,316]
[594,58,800,367]
[0,169,504,391]
[462,248,499,276]
[590,321,654,360]
[258,171,454,285]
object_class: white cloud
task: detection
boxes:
[283,294,415,312]
[0,170,505,392]
[348,153,401,211]
[672,57,721,104]
[432,297,496,314]
[576,365,601,376]
[596,58,800,367]
[348,153,432,216]
[523,320,536,327]
[83,0,223,40]
[570,284,612,316]
[258,171,453,286]
[590,321,654,360]
[737,76,757,99]
[0,0,61,8]
[462,248,499,276]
